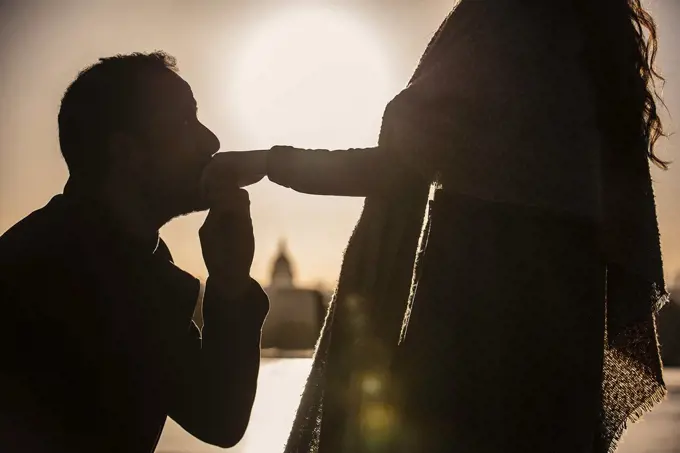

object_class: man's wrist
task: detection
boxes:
[206,275,252,302]
[203,276,270,328]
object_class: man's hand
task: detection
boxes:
[199,185,254,301]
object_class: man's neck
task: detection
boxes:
[64,178,166,250]
[107,190,163,248]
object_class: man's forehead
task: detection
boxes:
[141,71,196,111]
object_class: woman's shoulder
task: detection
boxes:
[452,0,584,46]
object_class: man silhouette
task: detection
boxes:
[0,52,269,453]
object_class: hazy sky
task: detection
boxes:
[1,0,679,289]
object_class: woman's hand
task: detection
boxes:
[201,150,268,196]
[201,146,403,198]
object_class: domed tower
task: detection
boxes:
[271,239,295,289]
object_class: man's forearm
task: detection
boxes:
[169,278,268,447]
[202,277,269,340]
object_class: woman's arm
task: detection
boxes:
[266,146,389,197]
[202,147,409,197]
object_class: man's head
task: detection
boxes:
[58,51,220,220]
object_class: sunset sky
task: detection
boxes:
[1,0,679,290]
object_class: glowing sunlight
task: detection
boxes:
[228,7,399,150]
[220,6,403,288]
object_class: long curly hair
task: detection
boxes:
[578,0,668,169]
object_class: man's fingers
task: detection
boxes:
[211,188,250,212]
[204,188,251,218]
[199,193,253,245]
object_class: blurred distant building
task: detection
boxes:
[261,240,330,355]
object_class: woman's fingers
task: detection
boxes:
[201,151,268,195]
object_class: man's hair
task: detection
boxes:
[58,51,179,178]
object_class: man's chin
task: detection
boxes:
[168,196,211,219]
[181,203,210,217]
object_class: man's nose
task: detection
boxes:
[201,123,220,156]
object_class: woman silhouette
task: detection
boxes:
[208,1,670,452]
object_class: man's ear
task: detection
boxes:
[108,131,144,174]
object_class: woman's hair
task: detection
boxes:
[414,0,668,170]
[578,0,668,169]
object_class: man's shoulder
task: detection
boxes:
[0,195,78,268]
